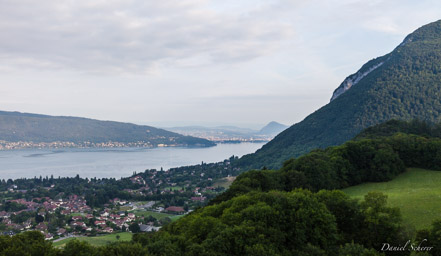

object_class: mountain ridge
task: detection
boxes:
[0,110,215,148]
[237,19,441,169]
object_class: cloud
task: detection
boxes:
[2,0,441,127]
[0,0,294,74]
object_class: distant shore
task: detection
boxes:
[0,140,215,150]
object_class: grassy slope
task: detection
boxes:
[343,168,441,229]
[133,210,173,219]
[53,232,133,247]
[213,176,236,189]
[137,210,185,221]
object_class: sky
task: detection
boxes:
[1,0,440,129]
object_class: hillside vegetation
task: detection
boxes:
[213,120,441,204]
[0,111,214,147]
[5,121,441,255]
[344,168,441,229]
[238,20,441,169]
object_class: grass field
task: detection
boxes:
[164,186,183,191]
[133,210,173,219]
[170,215,185,221]
[53,232,132,247]
[213,176,236,188]
[343,168,441,229]
[133,210,184,221]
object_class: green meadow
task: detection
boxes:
[133,210,173,219]
[343,168,441,229]
[53,232,133,247]
[213,176,236,189]
[132,209,184,221]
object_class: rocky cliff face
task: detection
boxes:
[330,61,384,101]
[329,37,413,102]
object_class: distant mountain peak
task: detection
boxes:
[259,121,288,136]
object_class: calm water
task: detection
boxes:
[0,143,265,179]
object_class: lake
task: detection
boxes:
[0,142,265,180]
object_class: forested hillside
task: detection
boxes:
[238,20,441,169]
[0,111,214,147]
[146,120,441,255]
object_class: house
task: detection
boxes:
[94,220,106,226]
[139,224,160,232]
[0,211,10,218]
[103,227,113,233]
[110,214,120,219]
[61,210,71,215]
[36,222,48,231]
[72,221,86,227]
[3,231,15,236]
[153,207,164,213]
[57,228,67,236]
[72,216,83,221]
[165,206,185,214]
[191,196,206,202]
[23,221,32,229]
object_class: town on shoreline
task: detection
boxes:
[0,156,240,240]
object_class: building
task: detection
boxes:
[165,206,185,214]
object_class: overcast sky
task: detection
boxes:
[1,0,440,129]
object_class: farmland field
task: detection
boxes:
[343,168,441,229]
[53,232,132,247]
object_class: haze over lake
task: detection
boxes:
[0,143,265,180]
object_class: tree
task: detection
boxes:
[159,217,172,226]
[416,219,441,255]
[129,223,140,233]
[0,231,56,256]
[338,242,382,256]
[35,214,44,223]
[359,192,406,252]
[156,190,338,255]
[63,239,97,256]
[98,242,149,255]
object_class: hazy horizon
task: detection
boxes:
[1,0,441,128]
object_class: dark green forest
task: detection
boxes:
[237,19,441,169]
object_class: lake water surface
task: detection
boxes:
[0,143,265,179]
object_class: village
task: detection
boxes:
[0,156,239,241]
[0,193,190,240]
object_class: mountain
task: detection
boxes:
[258,121,288,136]
[0,111,215,147]
[166,121,287,142]
[238,20,441,169]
